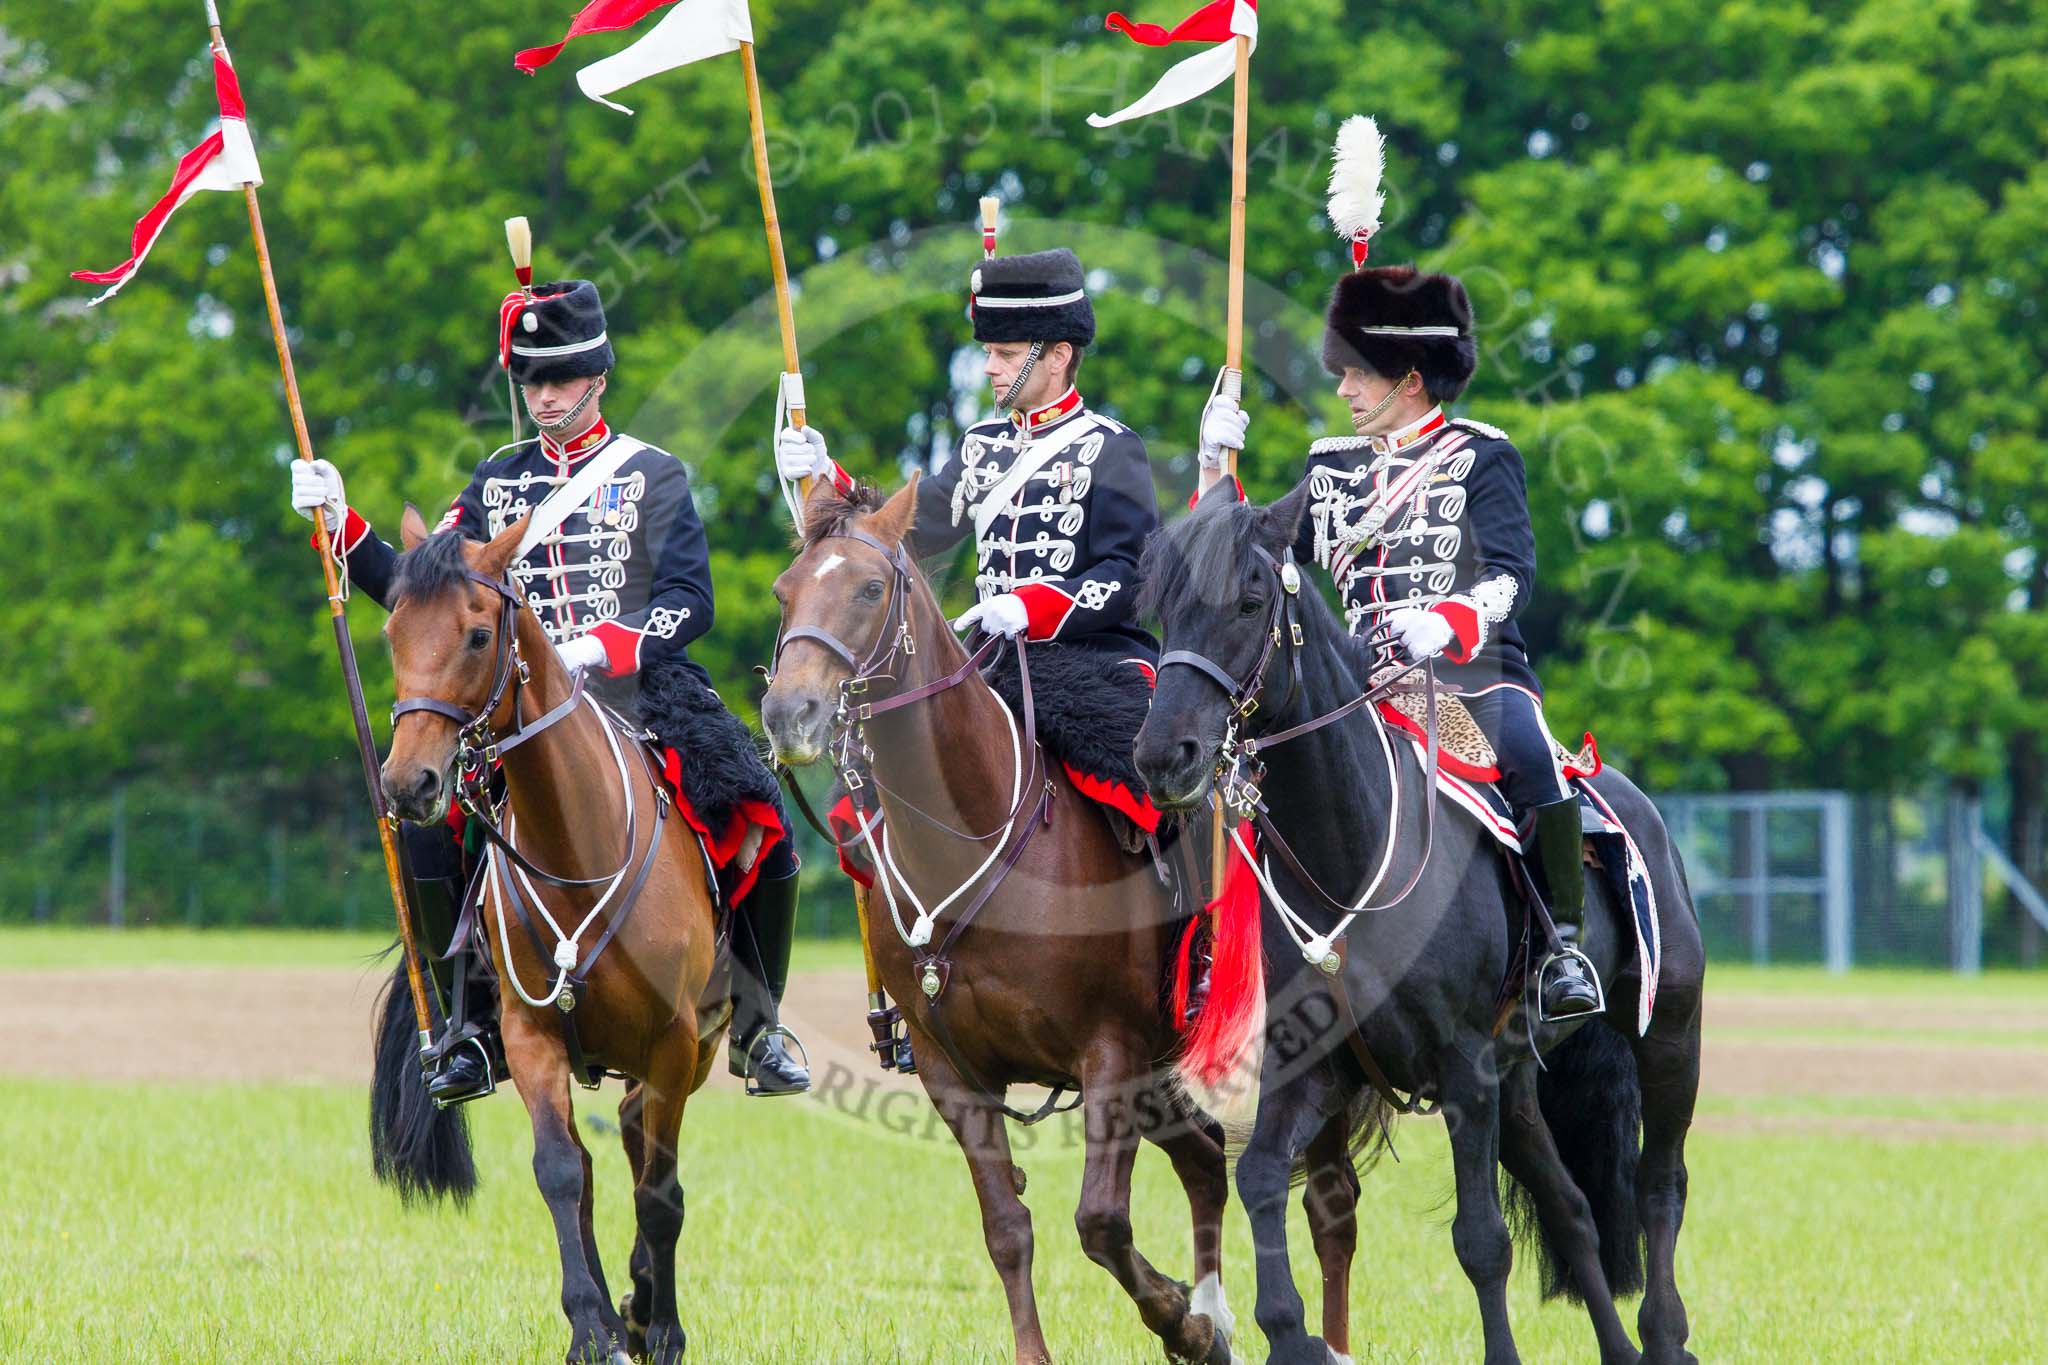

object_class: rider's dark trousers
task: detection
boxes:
[1461,684,1572,814]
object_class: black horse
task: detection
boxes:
[1132,483,1704,1365]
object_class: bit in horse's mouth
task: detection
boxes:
[1150,773,1215,813]
[769,740,822,769]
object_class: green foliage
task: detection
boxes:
[1,0,2043,925]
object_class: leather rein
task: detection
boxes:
[1156,543,1446,1114]
[388,567,668,1039]
[773,530,1075,1124]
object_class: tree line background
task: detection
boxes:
[1,0,2042,958]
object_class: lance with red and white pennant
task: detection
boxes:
[1091,0,1257,475]
[1088,0,1259,894]
[514,0,811,461]
[72,1,439,1064]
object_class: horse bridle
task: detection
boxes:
[1156,544,1307,788]
[386,563,669,1041]
[1155,542,1445,928]
[772,528,1073,1124]
[772,529,924,745]
[387,567,638,892]
[1156,540,1450,1116]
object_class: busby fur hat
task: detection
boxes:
[1319,114,1478,402]
[1321,265,1478,403]
[501,279,614,383]
[969,248,1096,347]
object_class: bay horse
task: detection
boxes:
[759,477,1242,1365]
[1131,484,1705,1365]
[367,508,725,1365]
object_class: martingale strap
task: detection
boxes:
[775,525,1077,1123]
[389,559,674,1079]
[1157,541,1448,1115]
[496,737,672,1087]
[910,639,1080,1125]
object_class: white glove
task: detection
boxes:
[1198,394,1249,471]
[291,459,345,532]
[556,634,609,675]
[953,593,1031,639]
[776,425,832,482]
[1386,607,1455,663]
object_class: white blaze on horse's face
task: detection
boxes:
[764,535,907,768]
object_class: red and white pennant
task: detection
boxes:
[1089,0,1257,129]
[71,50,263,306]
[515,0,753,115]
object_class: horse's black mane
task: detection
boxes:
[1136,493,1264,619]
[392,528,479,604]
[798,481,887,549]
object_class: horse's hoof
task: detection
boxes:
[1264,1338,1335,1365]
[1160,1318,1214,1365]
[645,1323,686,1364]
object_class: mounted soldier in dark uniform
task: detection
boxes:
[1198,266,1603,1020]
[291,278,812,1101]
[780,246,1160,672]
[776,241,1168,1066]
[778,245,1165,813]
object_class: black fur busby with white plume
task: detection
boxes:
[1321,115,1477,401]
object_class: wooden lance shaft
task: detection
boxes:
[1212,31,1253,894]
[740,38,893,1007]
[739,40,806,438]
[207,14,436,1055]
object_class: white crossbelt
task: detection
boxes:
[515,435,647,560]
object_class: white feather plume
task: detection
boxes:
[1326,115,1386,242]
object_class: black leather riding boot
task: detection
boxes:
[414,873,494,1105]
[1534,797,1603,1019]
[728,866,811,1096]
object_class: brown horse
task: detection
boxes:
[760,477,1245,1365]
[368,509,724,1365]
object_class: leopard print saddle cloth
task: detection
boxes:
[1369,664,1599,777]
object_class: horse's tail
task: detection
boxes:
[1506,1021,1645,1302]
[1171,820,1266,1140]
[369,959,478,1207]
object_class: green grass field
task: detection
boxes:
[2,930,2043,1363]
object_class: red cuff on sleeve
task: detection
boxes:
[1012,582,1078,641]
[310,507,371,556]
[589,620,644,677]
[1188,475,1246,511]
[1431,600,1482,664]
[827,460,856,495]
